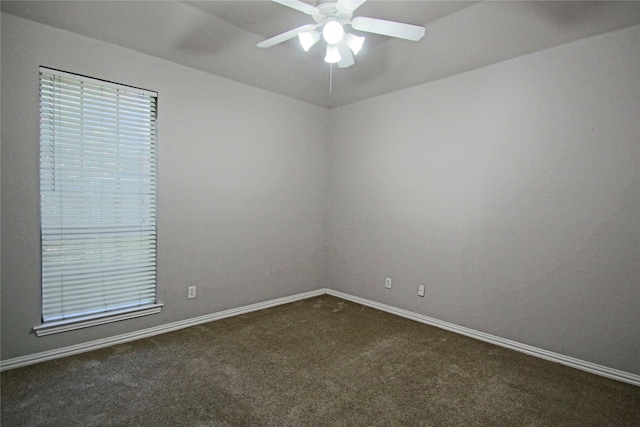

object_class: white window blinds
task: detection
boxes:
[38,67,159,329]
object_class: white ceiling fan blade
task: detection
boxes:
[257,24,319,48]
[270,0,319,16]
[351,16,425,41]
[337,43,354,68]
[336,0,367,14]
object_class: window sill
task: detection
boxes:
[33,304,164,336]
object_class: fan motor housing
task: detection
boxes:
[312,2,352,24]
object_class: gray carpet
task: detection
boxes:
[2,295,639,426]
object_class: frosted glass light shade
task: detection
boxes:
[298,30,320,52]
[324,45,341,63]
[345,33,365,55]
[323,21,344,45]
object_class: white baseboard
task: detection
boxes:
[0,289,325,372]
[2,287,639,387]
[325,289,640,387]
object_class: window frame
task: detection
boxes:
[34,67,162,336]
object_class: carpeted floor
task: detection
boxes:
[2,295,639,426]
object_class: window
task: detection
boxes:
[35,67,161,336]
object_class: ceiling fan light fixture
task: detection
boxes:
[258,0,427,76]
[324,45,341,64]
[323,20,344,45]
[345,33,365,55]
[298,30,320,52]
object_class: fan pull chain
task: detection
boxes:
[329,63,333,93]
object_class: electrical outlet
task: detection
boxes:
[418,285,425,297]
[385,277,392,289]
[188,286,196,299]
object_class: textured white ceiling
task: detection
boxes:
[2,1,639,108]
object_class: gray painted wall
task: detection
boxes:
[327,25,639,374]
[1,13,329,360]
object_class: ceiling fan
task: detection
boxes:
[257,0,426,69]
